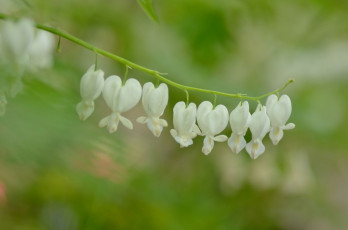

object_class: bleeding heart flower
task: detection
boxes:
[246,105,270,159]
[170,101,201,147]
[76,64,104,120]
[266,94,295,145]
[99,75,142,133]
[228,101,251,154]
[197,101,229,155]
[137,82,168,137]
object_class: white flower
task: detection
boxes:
[197,101,229,155]
[228,101,251,154]
[28,30,55,71]
[76,65,104,120]
[246,105,270,159]
[0,18,34,69]
[99,75,142,133]
[0,18,35,97]
[136,82,168,137]
[266,94,295,145]
[0,91,7,116]
[170,101,200,147]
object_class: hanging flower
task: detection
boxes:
[170,101,201,147]
[136,82,168,137]
[99,75,142,133]
[228,101,251,154]
[28,30,55,71]
[0,18,34,71]
[76,65,104,120]
[0,18,35,97]
[246,105,270,159]
[266,94,295,145]
[197,101,229,155]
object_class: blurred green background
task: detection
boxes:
[1,0,348,229]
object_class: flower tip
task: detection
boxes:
[202,146,212,155]
[154,129,161,137]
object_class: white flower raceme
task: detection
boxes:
[228,101,251,154]
[170,101,200,147]
[197,101,229,155]
[0,18,35,97]
[246,105,270,159]
[99,75,142,133]
[0,18,34,69]
[28,30,55,71]
[76,65,104,120]
[136,82,168,137]
[266,94,295,145]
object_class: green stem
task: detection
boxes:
[185,90,189,106]
[0,13,294,101]
[123,65,129,85]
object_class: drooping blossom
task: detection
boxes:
[197,101,229,155]
[228,101,251,154]
[137,82,168,137]
[99,75,142,133]
[246,105,270,159]
[76,65,104,120]
[266,94,295,145]
[170,101,200,147]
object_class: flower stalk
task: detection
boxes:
[0,13,294,102]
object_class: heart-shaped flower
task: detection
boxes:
[99,75,142,133]
[228,101,251,154]
[197,101,229,155]
[76,64,104,120]
[246,105,270,159]
[136,82,168,137]
[170,101,200,147]
[0,18,35,98]
[28,30,55,71]
[266,94,295,145]
[0,18,34,68]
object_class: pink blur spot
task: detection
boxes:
[0,181,6,205]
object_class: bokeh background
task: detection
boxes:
[1,0,348,229]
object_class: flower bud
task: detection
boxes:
[76,65,104,120]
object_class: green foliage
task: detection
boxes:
[137,0,159,23]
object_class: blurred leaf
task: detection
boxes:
[137,0,159,23]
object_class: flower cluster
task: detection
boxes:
[0,18,55,116]
[78,65,295,159]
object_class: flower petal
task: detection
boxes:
[76,101,94,120]
[119,115,133,130]
[147,83,168,117]
[107,113,120,133]
[213,135,228,142]
[80,65,104,101]
[249,105,270,140]
[197,101,213,134]
[159,119,168,127]
[117,78,142,113]
[230,101,251,135]
[136,116,148,124]
[267,95,292,127]
[246,139,265,159]
[269,127,284,145]
[102,75,122,110]
[202,136,214,155]
[207,104,229,135]
[228,133,246,154]
[284,123,295,130]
